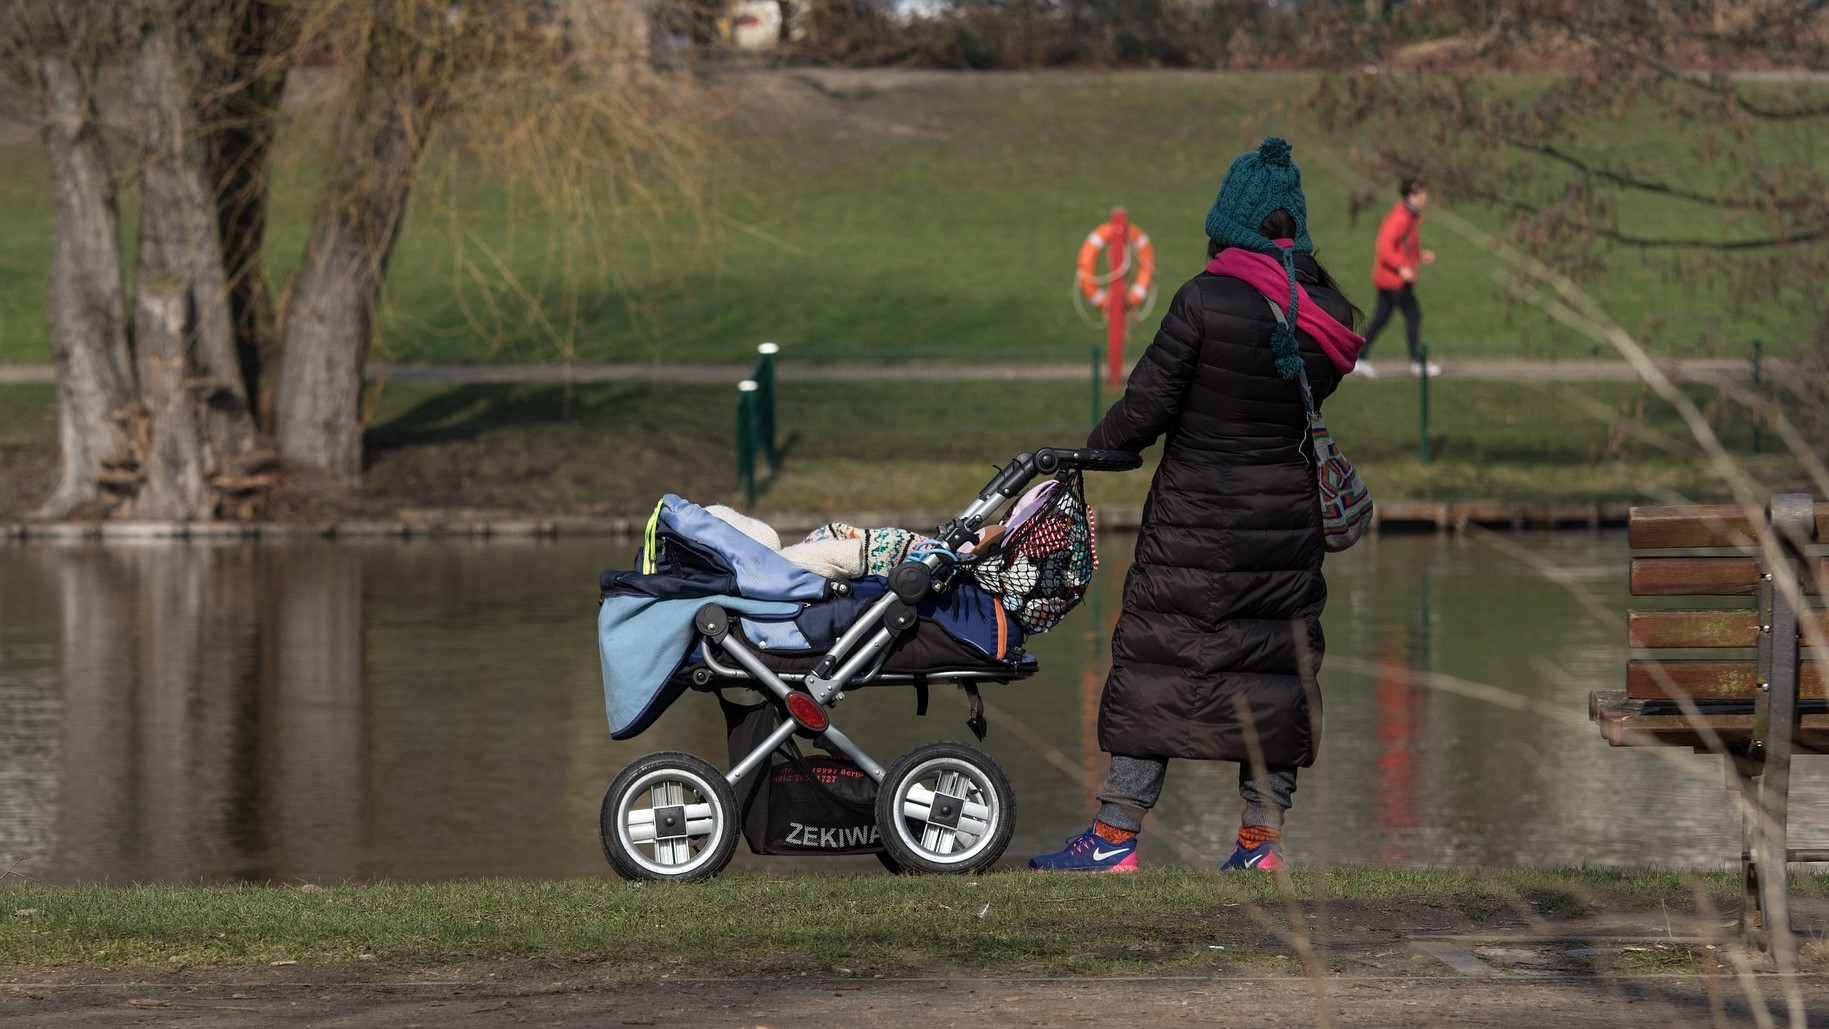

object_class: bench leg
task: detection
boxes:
[1755,728,1798,971]
[1747,493,1811,977]
[1729,755,1765,940]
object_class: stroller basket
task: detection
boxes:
[595,446,1143,882]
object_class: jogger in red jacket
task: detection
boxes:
[1360,178,1437,378]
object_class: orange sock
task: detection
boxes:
[1093,820,1137,845]
[1237,825,1281,850]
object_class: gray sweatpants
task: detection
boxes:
[1094,754,1298,833]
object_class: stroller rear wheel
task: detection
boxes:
[875,742,1015,875]
[600,752,739,882]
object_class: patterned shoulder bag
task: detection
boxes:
[1263,295,1374,551]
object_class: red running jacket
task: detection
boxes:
[1371,201,1422,292]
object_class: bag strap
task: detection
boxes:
[1260,293,1320,417]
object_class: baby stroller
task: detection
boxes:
[595,447,1140,881]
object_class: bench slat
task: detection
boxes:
[1596,710,1829,753]
[1629,503,1829,550]
[1591,690,1829,752]
[1628,609,1760,647]
[1626,658,1824,700]
[1630,608,1829,648]
[1629,556,1829,596]
[1631,556,1762,596]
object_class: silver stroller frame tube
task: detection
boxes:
[696,606,889,782]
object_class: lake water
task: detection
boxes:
[3,531,1824,883]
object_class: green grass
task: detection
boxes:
[1,71,1820,366]
[0,374,1803,521]
[0,868,1791,973]
[0,148,53,366]
[0,384,56,446]
[369,374,1812,514]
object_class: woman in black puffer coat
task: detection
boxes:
[1030,138,1364,874]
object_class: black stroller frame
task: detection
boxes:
[599,447,1140,881]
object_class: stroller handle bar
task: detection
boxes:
[919,447,1142,552]
[977,447,1142,502]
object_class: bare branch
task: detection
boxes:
[1623,50,1829,121]
[1504,138,1819,213]
[1466,191,1827,251]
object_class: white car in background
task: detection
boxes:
[729,1,785,50]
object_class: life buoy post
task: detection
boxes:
[1105,208,1128,388]
[1075,207,1155,388]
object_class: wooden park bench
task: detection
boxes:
[1590,494,1827,958]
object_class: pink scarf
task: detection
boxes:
[1205,247,1364,374]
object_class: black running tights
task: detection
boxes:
[1362,285,1422,361]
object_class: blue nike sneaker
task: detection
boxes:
[1028,827,1138,873]
[1220,840,1285,871]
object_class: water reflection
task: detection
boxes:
[1,531,1824,883]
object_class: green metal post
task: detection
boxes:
[736,380,758,507]
[1090,343,1102,431]
[755,342,779,471]
[1752,339,1763,455]
[1418,342,1431,467]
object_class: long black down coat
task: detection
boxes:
[1088,254,1349,767]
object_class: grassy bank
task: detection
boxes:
[0,373,1802,522]
[0,868,1803,975]
[1,71,1820,367]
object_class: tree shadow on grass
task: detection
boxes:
[363,383,647,456]
[358,382,741,514]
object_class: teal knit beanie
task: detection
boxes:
[1204,136,1312,380]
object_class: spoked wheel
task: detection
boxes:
[600,752,740,883]
[875,741,1016,875]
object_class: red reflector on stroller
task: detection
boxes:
[785,692,829,732]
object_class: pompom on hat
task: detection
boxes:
[1204,136,1313,380]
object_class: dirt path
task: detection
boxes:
[8,909,1827,1028]
[5,970,1821,1028]
[5,961,1823,1028]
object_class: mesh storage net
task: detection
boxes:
[965,469,1097,635]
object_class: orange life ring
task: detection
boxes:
[1076,222,1155,311]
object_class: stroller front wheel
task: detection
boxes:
[600,752,740,882]
[875,742,1016,875]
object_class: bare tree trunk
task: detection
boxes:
[129,282,213,518]
[35,54,133,519]
[199,0,292,426]
[274,7,451,484]
[126,12,261,519]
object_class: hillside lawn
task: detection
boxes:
[0,70,1820,369]
[0,70,1816,518]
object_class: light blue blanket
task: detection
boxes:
[599,592,799,739]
